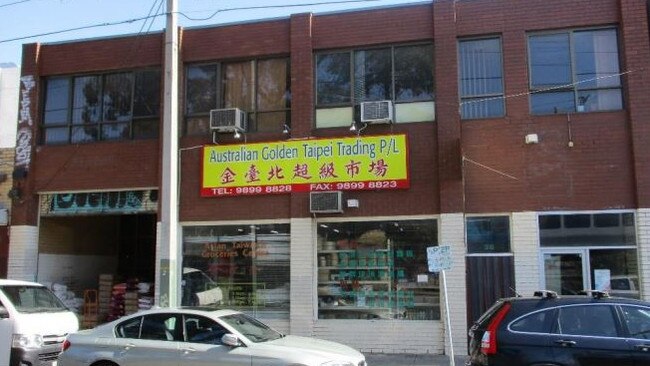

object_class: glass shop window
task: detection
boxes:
[316,219,439,320]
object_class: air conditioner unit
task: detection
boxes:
[210,108,247,132]
[360,100,394,124]
[310,191,343,214]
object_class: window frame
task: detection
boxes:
[527,27,623,115]
[458,36,506,120]
[314,42,434,109]
[40,68,161,145]
[183,57,291,135]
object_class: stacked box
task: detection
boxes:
[124,291,139,315]
[98,274,114,322]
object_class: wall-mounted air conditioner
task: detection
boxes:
[360,100,394,124]
[210,108,247,132]
[309,191,343,214]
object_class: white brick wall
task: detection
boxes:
[512,212,540,297]
[637,209,650,302]
[290,218,316,336]
[7,225,38,281]
[439,213,467,356]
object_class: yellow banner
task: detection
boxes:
[202,134,409,196]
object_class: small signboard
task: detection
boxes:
[427,245,452,273]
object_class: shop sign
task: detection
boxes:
[202,134,409,197]
[41,190,158,216]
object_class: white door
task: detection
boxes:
[0,303,13,366]
[542,250,589,295]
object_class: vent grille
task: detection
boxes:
[209,108,247,132]
[360,101,393,123]
[309,191,343,213]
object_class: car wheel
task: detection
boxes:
[91,361,119,366]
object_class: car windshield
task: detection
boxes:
[0,285,67,313]
[220,313,283,343]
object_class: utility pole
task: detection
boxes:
[157,0,179,307]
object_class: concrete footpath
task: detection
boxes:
[364,353,468,366]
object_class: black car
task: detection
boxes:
[467,290,650,366]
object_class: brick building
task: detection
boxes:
[6,0,650,355]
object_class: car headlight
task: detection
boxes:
[320,361,355,366]
[12,334,44,349]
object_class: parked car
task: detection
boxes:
[467,290,650,366]
[59,307,366,366]
[609,275,641,298]
[0,279,79,366]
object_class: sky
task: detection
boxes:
[0,0,424,66]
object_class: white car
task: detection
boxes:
[59,307,366,366]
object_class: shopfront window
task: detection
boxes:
[317,219,439,320]
[540,212,638,298]
[466,216,510,253]
[182,224,290,319]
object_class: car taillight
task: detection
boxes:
[62,339,71,352]
[480,302,511,355]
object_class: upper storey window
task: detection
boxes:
[459,37,505,119]
[315,44,434,127]
[184,58,291,135]
[528,28,622,115]
[42,69,160,145]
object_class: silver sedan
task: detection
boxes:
[59,307,366,366]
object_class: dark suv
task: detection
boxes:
[467,290,650,366]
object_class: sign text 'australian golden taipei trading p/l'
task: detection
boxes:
[201,134,409,197]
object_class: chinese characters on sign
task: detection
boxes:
[202,134,409,197]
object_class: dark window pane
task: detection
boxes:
[574,29,621,89]
[621,306,650,339]
[141,314,181,341]
[43,78,70,125]
[593,214,619,228]
[184,315,228,344]
[623,213,635,227]
[510,309,552,333]
[101,123,130,141]
[116,316,142,338]
[134,70,161,117]
[71,125,98,143]
[539,215,561,230]
[72,76,101,125]
[459,39,503,97]
[186,65,217,115]
[395,45,434,102]
[564,214,591,228]
[103,73,133,122]
[461,97,504,119]
[133,118,159,139]
[354,48,392,102]
[557,305,618,337]
[531,91,575,114]
[316,53,351,105]
[44,127,69,144]
[529,33,571,88]
[466,216,510,253]
[590,249,638,298]
[223,61,253,112]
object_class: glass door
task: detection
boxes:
[542,251,589,295]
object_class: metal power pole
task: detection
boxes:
[157,0,179,307]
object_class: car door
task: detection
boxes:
[179,314,251,366]
[0,300,12,366]
[549,304,633,366]
[618,305,650,365]
[112,314,181,366]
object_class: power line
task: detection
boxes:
[0,0,30,9]
[177,0,382,21]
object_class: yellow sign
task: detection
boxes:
[202,134,409,197]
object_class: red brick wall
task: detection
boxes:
[13,0,650,226]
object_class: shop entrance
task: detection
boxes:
[37,214,156,321]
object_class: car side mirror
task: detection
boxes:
[0,306,9,319]
[222,333,242,347]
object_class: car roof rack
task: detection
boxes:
[533,290,558,299]
[579,290,610,299]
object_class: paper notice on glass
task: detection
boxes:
[417,274,428,283]
[594,269,611,291]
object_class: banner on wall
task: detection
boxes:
[202,134,409,197]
